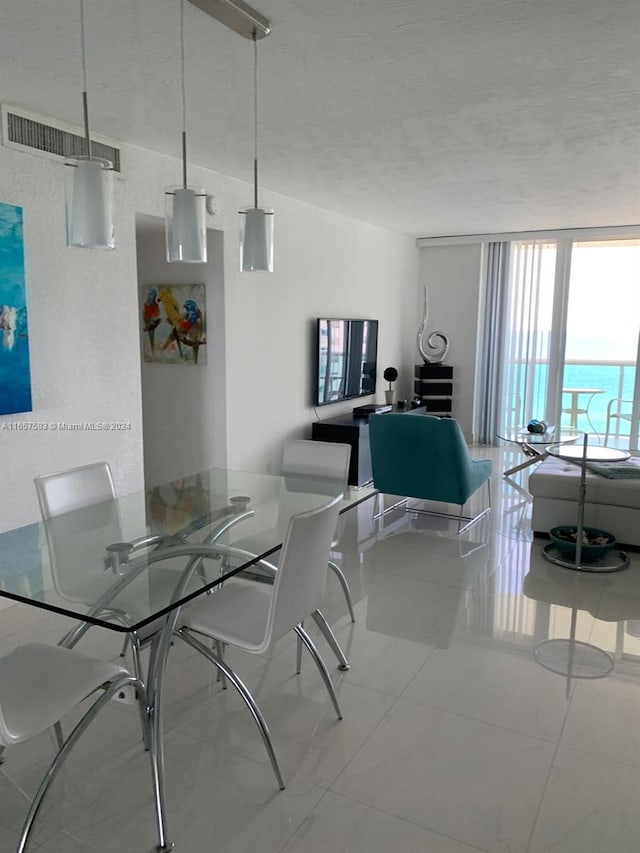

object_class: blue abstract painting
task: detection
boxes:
[0,201,32,416]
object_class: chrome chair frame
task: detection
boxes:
[138,512,344,795]
[239,554,350,671]
[4,664,172,853]
[374,479,492,534]
[176,620,342,791]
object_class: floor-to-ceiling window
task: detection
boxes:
[496,235,640,451]
[561,239,640,448]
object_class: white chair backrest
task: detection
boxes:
[282,439,350,488]
[34,462,116,519]
[266,495,342,646]
[279,440,350,546]
[34,462,121,602]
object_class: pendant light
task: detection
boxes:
[165,0,207,263]
[239,29,274,272]
[64,0,114,249]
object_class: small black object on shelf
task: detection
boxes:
[352,403,392,418]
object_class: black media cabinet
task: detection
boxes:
[311,412,373,487]
[413,363,453,415]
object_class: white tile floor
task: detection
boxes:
[1,444,640,852]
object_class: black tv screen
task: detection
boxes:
[315,318,378,406]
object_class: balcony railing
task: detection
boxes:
[506,358,637,444]
[560,359,635,440]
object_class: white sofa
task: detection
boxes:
[529,455,640,548]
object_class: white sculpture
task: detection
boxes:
[417,284,449,364]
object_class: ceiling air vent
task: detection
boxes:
[1,105,122,173]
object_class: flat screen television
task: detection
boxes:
[315,318,379,406]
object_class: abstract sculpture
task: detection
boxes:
[417,283,449,364]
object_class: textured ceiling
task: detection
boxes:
[1,0,639,236]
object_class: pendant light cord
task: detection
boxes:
[253,29,259,209]
[79,0,92,158]
[181,0,188,188]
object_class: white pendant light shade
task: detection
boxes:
[239,27,273,273]
[66,2,114,250]
[240,206,274,271]
[165,186,207,263]
[180,4,272,273]
[64,155,114,249]
[165,3,207,264]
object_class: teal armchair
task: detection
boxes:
[368,413,492,533]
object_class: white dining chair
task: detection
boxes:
[236,440,355,670]
[282,440,355,617]
[0,642,170,853]
[175,495,344,790]
[34,461,116,519]
[33,462,177,716]
[281,439,356,671]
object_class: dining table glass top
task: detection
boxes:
[0,468,377,632]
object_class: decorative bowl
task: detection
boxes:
[549,525,616,562]
[527,419,547,434]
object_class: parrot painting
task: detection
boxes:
[157,287,206,364]
[157,287,184,359]
[175,299,205,364]
[142,288,161,356]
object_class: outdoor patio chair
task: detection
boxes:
[604,398,633,445]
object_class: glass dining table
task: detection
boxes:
[0,467,378,852]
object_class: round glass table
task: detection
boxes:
[497,427,581,477]
[542,440,631,573]
[547,444,629,463]
[561,388,603,431]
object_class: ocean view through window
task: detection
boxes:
[498,237,640,450]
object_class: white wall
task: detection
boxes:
[135,225,227,487]
[223,201,419,473]
[0,146,145,532]
[418,244,484,436]
[0,139,418,531]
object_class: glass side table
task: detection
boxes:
[497,427,581,477]
[543,437,631,573]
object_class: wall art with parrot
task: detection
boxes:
[140,283,206,365]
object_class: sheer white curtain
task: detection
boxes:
[475,242,509,444]
[498,240,558,433]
